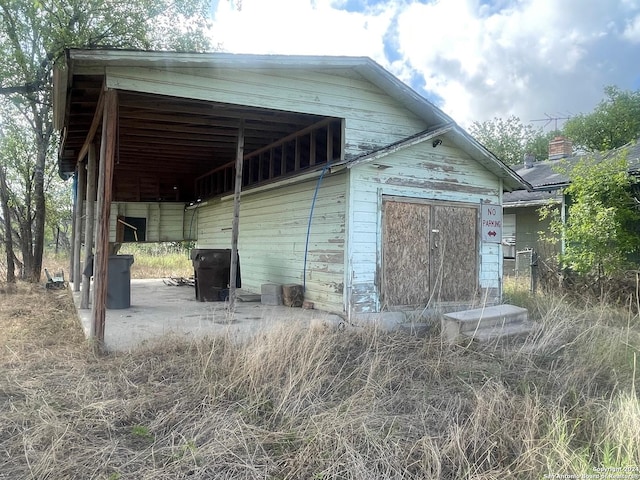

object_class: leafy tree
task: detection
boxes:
[563,86,640,152]
[541,151,640,284]
[469,115,554,165]
[0,0,215,282]
[0,108,44,280]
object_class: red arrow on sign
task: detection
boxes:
[488,231,497,237]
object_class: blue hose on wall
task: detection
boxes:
[303,164,331,292]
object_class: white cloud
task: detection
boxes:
[210,0,394,61]
[624,14,640,42]
[208,0,640,129]
[392,0,640,126]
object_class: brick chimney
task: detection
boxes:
[548,135,573,160]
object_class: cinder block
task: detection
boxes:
[261,294,283,306]
[261,283,282,295]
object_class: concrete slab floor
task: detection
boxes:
[72,279,343,352]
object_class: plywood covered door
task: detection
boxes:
[382,198,478,307]
[430,205,477,302]
[382,199,431,306]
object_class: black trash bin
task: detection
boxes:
[107,254,134,309]
[191,249,240,302]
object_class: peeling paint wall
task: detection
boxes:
[347,141,502,314]
[106,66,427,161]
[196,172,347,313]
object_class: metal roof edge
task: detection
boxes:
[503,198,561,208]
[450,127,532,192]
[338,123,455,168]
[66,48,372,69]
[353,59,454,126]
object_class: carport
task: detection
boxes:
[54,49,343,347]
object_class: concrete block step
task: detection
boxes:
[462,320,535,343]
[445,304,528,332]
[261,294,283,306]
[261,283,282,295]
[441,304,528,343]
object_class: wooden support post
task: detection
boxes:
[91,90,118,348]
[229,119,245,311]
[73,162,86,291]
[69,175,77,283]
[81,144,97,309]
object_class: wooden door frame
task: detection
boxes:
[379,195,480,308]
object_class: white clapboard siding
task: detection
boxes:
[347,141,502,313]
[106,202,187,242]
[105,66,426,159]
[197,172,347,312]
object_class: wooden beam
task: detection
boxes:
[91,89,118,349]
[247,118,333,160]
[77,85,106,165]
[269,148,275,179]
[295,137,301,171]
[73,162,86,291]
[309,131,317,166]
[229,119,245,311]
[81,144,97,309]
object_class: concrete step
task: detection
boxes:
[441,304,529,343]
[462,320,535,343]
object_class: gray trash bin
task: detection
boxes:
[107,254,134,309]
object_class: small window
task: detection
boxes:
[117,216,147,242]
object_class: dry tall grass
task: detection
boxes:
[40,246,193,280]
[117,244,193,279]
[1,280,639,479]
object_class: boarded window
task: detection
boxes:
[382,198,478,306]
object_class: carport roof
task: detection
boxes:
[54,48,529,194]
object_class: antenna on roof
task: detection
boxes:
[530,113,571,131]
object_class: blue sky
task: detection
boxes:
[208,0,640,129]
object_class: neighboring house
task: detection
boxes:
[503,136,640,271]
[54,48,528,331]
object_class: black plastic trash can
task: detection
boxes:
[190,249,240,302]
[107,254,134,309]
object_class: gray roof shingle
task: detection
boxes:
[504,138,640,206]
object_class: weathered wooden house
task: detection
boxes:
[54,49,527,339]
